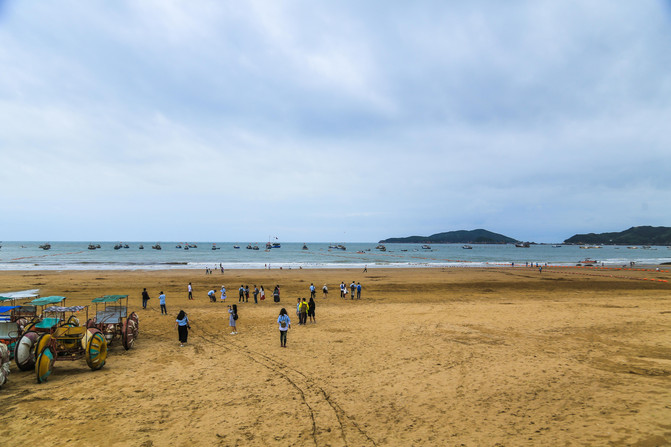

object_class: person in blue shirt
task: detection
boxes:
[356,282,362,299]
[159,291,167,314]
[174,310,190,347]
[277,308,291,347]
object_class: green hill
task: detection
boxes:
[564,226,671,245]
[380,229,518,244]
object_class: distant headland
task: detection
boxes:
[379,229,518,244]
[563,226,671,245]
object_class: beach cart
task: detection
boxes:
[87,295,139,350]
[32,304,107,383]
[14,296,71,371]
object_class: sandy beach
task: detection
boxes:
[1,266,670,446]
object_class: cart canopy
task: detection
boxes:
[0,289,40,299]
[28,296,66,306]
[92,295,128,303]
[43,305,86,313]
[0,305,18,314]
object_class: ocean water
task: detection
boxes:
[0,241,669,271]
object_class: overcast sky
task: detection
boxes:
[1,1,670,243]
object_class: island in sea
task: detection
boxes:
[564,226,671,245]
[379,229,518,244]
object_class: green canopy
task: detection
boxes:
[0,296,16,303]
[92,295,128,303]
[28,296,66,306]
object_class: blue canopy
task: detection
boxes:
[0,305,18,314]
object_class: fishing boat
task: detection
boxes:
[114,244,122,250]
[252,245,259,250]
[233,245,240,249]
[421,245,431,250]
[211,244,220,250]
[138,245,144,249]
[246,244,253,250]
[152,244,162,250]
[579,258,598,265]
[552,245,562,248]
[88,244,97,250]
[302,244,308,250]
[39,243,51,250]
[462,245,472,249]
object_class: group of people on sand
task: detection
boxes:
[339,281,362,299]
[201,284,282,304]
[157,279,363,349]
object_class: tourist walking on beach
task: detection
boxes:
[260,286,266,301]
[245,285,250,302]
[159,291,167,314]
[357,282,362,299]
[340,282,345,298]
[253,285,259,304]
[175,310,190,347]
[296,298,301,323]
[141,288,150,309]
[363,265,367,273]
[310,283,316,299]
[322,284,328,298]
[238,285,244,303]
[277,308,291,347]
[299,298,308,325]
[308,297,316,323]
[228,304,238,335]
[273,285,280,303]
[350,281,356,300]
[187,283,193,300]
[220,285,227,302]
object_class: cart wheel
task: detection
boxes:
[85,329,107,370]
[35,346,54,383]
[129,312,139,337]
[122,318,136,350]
[0,343,10,388]
[14,331,39,371]
[35,333,52,356]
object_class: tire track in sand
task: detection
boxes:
[195,328,376,447]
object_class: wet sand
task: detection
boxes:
[1,266,670,446]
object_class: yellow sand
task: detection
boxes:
[0,266,670,446]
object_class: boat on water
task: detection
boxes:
[152,244,162,250]
[579,258,598,265]
[88,244,97,250]
[39,243,51,250]
[375,244,386,250]
[302,243,308,250]
[233,245,240,249]
[246,244,253,250]
[252,245,259,250]
[515,242,530,248]
[462,245,472,249]
[184,245,189,250]
[421,245,431,250]
[114,244,122,250]
[139,245,144,249]
[552,245,562,248]
[272,243,281,248]
[211,244,220,250]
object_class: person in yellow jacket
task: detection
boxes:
[299,298,308,325]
